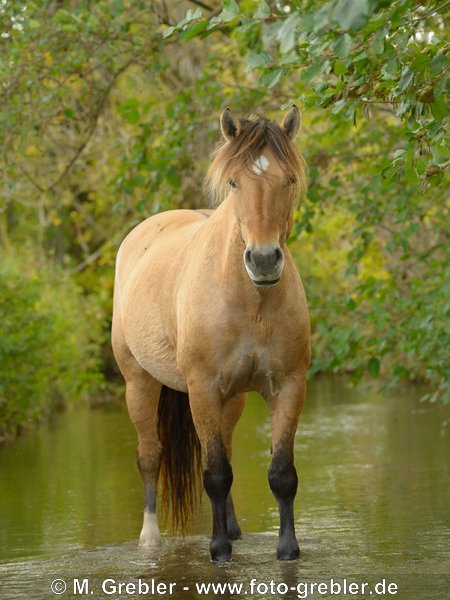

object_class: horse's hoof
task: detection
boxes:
[139,537,161,548]
[139,513,161,547]
[139,530,161,547]
[277,540,300,561]
[210,538,232,563]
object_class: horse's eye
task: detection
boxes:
[228,178,238,191]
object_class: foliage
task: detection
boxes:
[0,252,103,440]
[165,0,450,404]
[1,0,449,407]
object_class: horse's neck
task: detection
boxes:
[208,198,264,306]
[210,198,243,275]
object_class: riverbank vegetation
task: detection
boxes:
[1,0,448,438]
[0,252,103,441]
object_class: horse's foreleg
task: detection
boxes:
[221,393,246,540]
[189,382,233,562]
[125,373,162,547]
[268,376,306,560]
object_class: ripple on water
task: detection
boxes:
[1,533,450,600]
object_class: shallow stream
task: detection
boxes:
[0,377,449,599]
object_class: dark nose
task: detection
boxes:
[244,246,284,272]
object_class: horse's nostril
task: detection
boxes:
[244,249,253,267]
[274,247,283,267]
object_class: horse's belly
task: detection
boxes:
[129,341,188,393]
[121,298,188,393]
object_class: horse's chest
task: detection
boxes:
[218,337,282,400]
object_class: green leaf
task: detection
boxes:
[254,0,271,19]
[333,60,347,76]
[219,0,240,22]
[435,76,448,97]
[260,68,283,88]
[333,0,370,30]
[180,21,208,42]
[430,99,449,121]
[367,357,380,378]
[54,9,80,25]
[411,52,430,73]
[371,27,386,55]
[397,68,414,92]
[118,99,139,124]
[333,33,353,58]
[278,14,299,54]
[430,52,448,75]
[382,57,399,80]
[279,51,300,66]
[353,50,368,63]
[301,61,327,83]
[246,51,272,72]
[331,99,347,114]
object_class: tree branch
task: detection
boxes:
[47,59,135,192]
[412,0,450,21]
[188,0,214,10]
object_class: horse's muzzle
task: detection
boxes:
[243,245,284,286]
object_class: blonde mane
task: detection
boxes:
[204,114,307,205]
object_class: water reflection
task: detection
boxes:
[0,377,449,599]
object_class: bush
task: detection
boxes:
[0,253,104,440]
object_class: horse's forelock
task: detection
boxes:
[204,116,306,206]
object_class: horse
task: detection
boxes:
[111,106,310,562]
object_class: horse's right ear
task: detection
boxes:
[220,108,241,142]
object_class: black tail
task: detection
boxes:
[157,385,203,533]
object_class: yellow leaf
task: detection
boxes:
[44,51,53,67]
[24,145,41,157]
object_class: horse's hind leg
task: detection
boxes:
[112,329,162,546]
[268,375,306,560]
[126,371,163,547]
[221,393,246,540]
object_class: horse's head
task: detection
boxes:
[206,106,305,287]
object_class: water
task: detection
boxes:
[0,377,449,599]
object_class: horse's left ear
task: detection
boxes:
[281,105,301,140]
[220,107,242,142]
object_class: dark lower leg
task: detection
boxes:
[268,450,299,560]
[203,449,233,562]
[226,494,241,540]
[221,393,245,541]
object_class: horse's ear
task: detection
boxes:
[220,107,241,142]
[281,105,301,140]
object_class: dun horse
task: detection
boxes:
[112,106,310,562]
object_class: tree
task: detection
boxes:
[1,0,449,407]
[164,0,450,403]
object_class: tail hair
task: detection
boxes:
[157,385,203,533]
